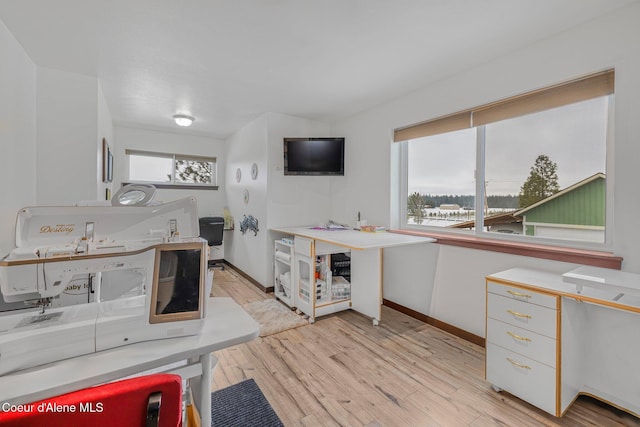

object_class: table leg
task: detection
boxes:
[199,353,213,426]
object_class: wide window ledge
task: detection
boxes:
[122,182,218,190]
[389,229,622,270]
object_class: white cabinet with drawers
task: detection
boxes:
[486,267,640,419]
[485,280,560,416]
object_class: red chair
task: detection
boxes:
[0,373,182,427]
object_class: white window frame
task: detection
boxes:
[125,149,218,189]
[396,93,614,252]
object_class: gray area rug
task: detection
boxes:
[242,299,308,337]
[211,378,283,427]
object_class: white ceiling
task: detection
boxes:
[0,0,636,139]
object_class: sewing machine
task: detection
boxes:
[0,195,209,375]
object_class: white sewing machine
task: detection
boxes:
[0,193,209,375]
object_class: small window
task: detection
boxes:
[126,150,217,188]
[129,154,172,183]
[174,157,214,184]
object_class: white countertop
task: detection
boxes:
[488,267,640,312]
[562,266,640,294]
[0,297,259,406]
[271,226,435,250]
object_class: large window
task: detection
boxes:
[126,150,217,188]
[396,70,613,247]
[407,128,476,227]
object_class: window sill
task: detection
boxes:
[389,229,622,270]
[122,182,218,190]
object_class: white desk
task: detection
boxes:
[271,227,435,324]
[486,267,640,417]
[0,297,259,426]
[272,227,435,251]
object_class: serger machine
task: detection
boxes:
[0,196,209,375]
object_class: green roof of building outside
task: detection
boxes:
[517,174,605,226]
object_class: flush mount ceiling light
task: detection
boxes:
[173,114,195,127]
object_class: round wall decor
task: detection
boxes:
[251,163,258,180]
[235,167,242,183]
[243,189,250,204]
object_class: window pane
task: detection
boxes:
[485,96,608,242]
[407,128,476,228]
[174,160,214,184]
[128,154,172,182]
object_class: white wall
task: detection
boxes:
[224,112,332,285]
[265,112,332,229]
[0,19,36,256]
[97,82,114,201]
[265,113,332,285]
[332,2,640,336]
[112,126,226,216]
[0,22,108,256]
[383,243,440,315]
[330,112,394,228]
[224,115,269,283]
[36,67,98,205]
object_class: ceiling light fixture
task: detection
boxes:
[173,114,195,127]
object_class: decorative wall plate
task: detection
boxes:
[251,163,258,180]
[235,167,242,183]
[243,189,250,204]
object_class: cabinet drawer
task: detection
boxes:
[488,293,557,338]
[486,343,557,416]
[487,281,557,309]
[294,237,313,257]
[487,318,557,367]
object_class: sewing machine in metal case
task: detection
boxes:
[0,196,210,375]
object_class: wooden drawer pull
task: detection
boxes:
[507,309,532,319]
[507,331,532,342]
[507,357,531,370]
[507,290,532,298]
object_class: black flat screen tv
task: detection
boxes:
[284,137,345,176]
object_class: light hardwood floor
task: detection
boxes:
[211,267,640,427]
